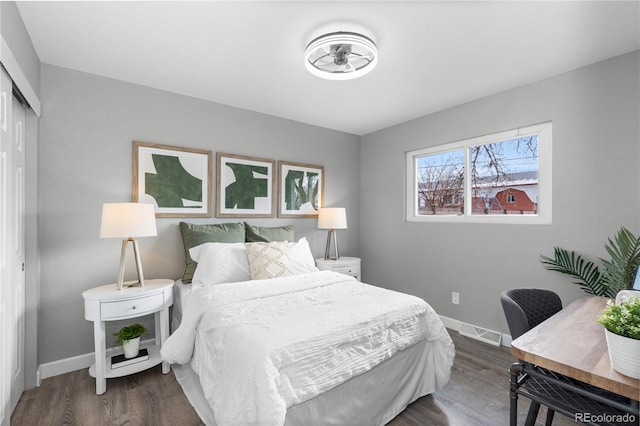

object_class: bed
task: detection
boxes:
[162,223,455,426]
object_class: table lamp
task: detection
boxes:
[317,207,347,260]
[100,203,157,290]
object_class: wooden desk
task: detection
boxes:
[511,296,639,401]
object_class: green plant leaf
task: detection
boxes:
[598,296,640,340]
[600,227,640,296]
[113,323,147,347]
[540,248,605,296]
[541,227,640,298]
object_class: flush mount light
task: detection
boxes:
[304,31,377,80]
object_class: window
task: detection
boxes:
[406,122,552,224]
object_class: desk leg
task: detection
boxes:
[509,363,522,426]
[94,320,107,395]
[159,307,169,374]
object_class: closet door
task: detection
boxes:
[9,87,25,414]
[0,65,13,426]
[0,65,26,424]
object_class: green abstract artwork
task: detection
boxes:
[278,161,323,217]
[216,153,274,217]
[134,141,211,218]
[284,169,319,210]
[224,162,269,209]
[145,154,202,208]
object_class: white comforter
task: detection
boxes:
[162,271,453,426]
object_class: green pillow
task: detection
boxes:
[179,222,245,283]
[245,222,295,243]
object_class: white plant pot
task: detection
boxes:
[123,336,141,359]
[604,329,640,379]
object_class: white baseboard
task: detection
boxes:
[37,338,157,383]
[38,352,95,382]
[439,314,511,347]
[501,333,513,347]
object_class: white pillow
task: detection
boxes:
[288,237,319,275]
[189,242,251,286]
[245,242,292,280]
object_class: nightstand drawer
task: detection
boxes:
[315,257,362,281]
[100,293,164,320]
[333,265,360,276]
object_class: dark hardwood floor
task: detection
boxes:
[12,331,575,425]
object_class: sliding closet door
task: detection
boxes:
[0,64,26,425]
[9,85,25,414]
[0,65,13,426]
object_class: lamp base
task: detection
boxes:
[116,238,146,291]
[121,280,144,289]
[324,229,340,261]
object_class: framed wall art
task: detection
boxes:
[133,141,212,218]
[216,152,276,218]
[278,161,324,217]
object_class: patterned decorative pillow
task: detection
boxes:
[245,242,293,280]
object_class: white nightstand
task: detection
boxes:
[82,279,174,394]
[315,257,361,281]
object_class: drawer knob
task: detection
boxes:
[132,305,136,310]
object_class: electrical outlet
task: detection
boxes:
[452,292,460,305]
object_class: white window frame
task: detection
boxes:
[405,122,552,224]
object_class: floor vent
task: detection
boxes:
[458,322,502,347]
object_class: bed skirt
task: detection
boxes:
[173,338,442,426]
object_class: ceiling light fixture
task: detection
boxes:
[305,31,377,80]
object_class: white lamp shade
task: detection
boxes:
[317,207,347,230]
[100,203,157,238]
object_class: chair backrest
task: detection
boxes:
[500,288,562,340]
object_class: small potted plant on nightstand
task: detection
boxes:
[598,296,640,378]
[114,323,147,359]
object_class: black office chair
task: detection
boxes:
[501,288,562,340]
[501,288,562,426]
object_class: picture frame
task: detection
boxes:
[278,161,324,217]
[133,141,212,218]
[216,152,276,218]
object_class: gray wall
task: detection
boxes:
[38,64,361,363]
[360,51,640,335]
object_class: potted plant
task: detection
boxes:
[114,323,147,359]
[597,296,640,378]
[540,227,640,298]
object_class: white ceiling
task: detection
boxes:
[16,1,640,136]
